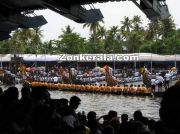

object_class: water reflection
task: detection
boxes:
[50,91,161,120]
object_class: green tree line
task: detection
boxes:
[0,15,180,54]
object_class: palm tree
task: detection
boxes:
[83,20,104,53]
[146,19,163,41]
[18,28,35,47]
[132,15,142,31]
[127,31,144,53]
[9,29,30,54]
[32,27,43,54]
[108,26,119,40]
[97,25,106,40]
[120,16,133,38]
[104,26,120,53]
[61,25,74,35]
[10,28,43,54]
[161,16,176,38]
[7,29,34,73]
[83,20,104,42]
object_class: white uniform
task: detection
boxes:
[53,76,58,83]
[151,79,156,86]
[164,73,171,81]
[156,76,164,84]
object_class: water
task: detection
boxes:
[50,90,161,120]
[1,84,161,120]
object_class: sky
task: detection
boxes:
[35,0,180,41]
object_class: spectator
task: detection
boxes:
[87,111,102,134]
[69,96,81,127]
[159,84,180,134]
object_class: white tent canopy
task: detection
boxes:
[21,54,59,62]
[0,53,180,62]
[134,53,180,62]
[0,54,11,62]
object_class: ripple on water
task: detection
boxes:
[49,91,161,120]
[2,85,161,120]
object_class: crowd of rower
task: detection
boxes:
[0,65,179,90]
[31,82,152,96]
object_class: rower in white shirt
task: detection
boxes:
[151,78,156,93]
[164,71,172,89]
[53,76,58,83]
[155,75,164,92]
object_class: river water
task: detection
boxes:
[50,90,161,120]
[1,84,161,120]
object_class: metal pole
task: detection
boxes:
[0,55,2,68]
[113,60,116,75]
[35,54,37,68]
[76,61,78,71]
[45,54,46,72]
[95,61,97,67]
[175,54,177,68]
[151,53,152,75]
[45,44,47,72]
[134,61,136,73]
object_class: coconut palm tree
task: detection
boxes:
[97,25,106,40]
[19,28,34,44]
[145,19,163,41]
[104,26,120,53]
[83,20,104,53]
[9,29,32,54]
[83,20,104,42]
[32,27,43,54]
[161,16,176,38]
[120,16,133,39]
[108,26,120,40]
[61,25,74,35]
[132,15,142,31]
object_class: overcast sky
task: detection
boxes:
[35,0,180,41]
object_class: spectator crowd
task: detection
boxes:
[0,82,180,134]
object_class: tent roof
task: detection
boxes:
[0,53,180,62]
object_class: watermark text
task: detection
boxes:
[59,54,139,62]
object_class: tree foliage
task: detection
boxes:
[0,16,179,55]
